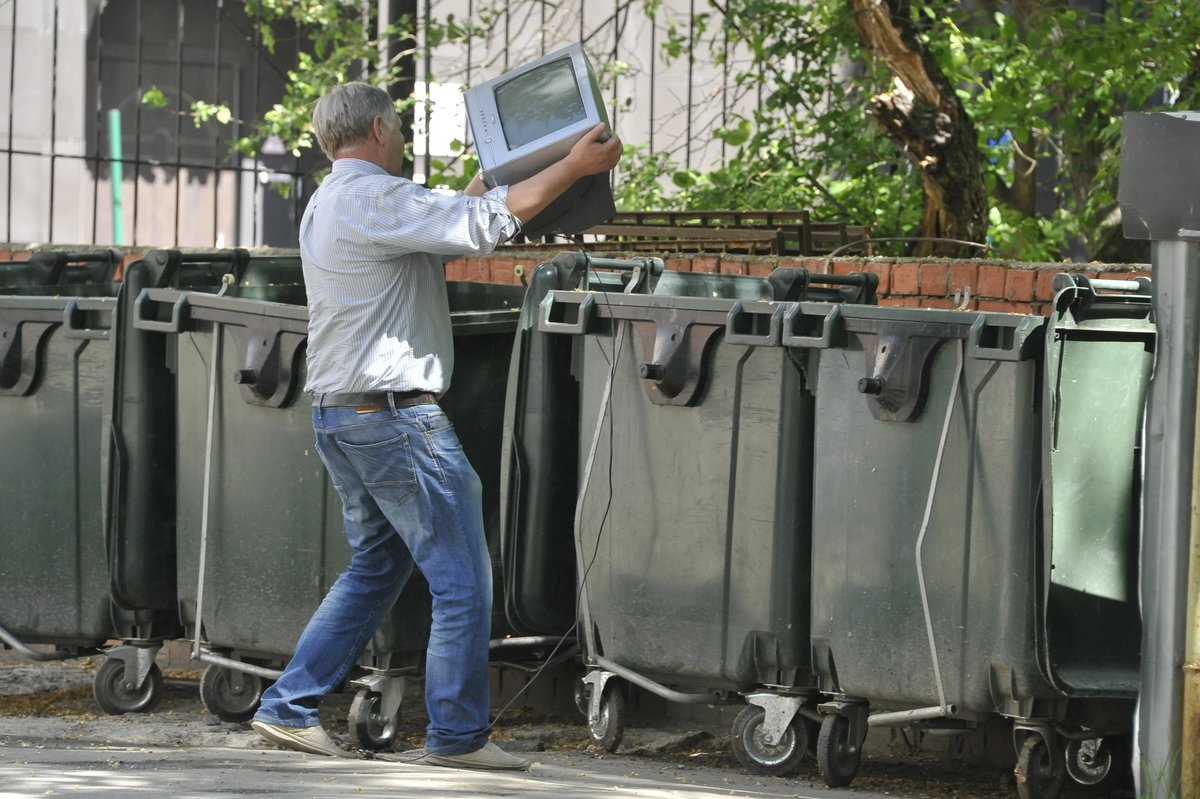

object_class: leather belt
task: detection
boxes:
[313,390,436,409]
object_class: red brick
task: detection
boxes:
[922,298,955,310]
[445,259,467,281]
[891,263,920,295]
[0,251,11,261]
[747,263,773,277]
[862,263,890,295]
[1004,270,1036,302]
[490,256,517,284]
[11,250,31,262]
[878,297,907,307]
[1032,303,1051,316]
[665,257,692,273]
[949,263,977,293]
[720,259,748,276]
[463,258,489,282]
[978,300,1029,314]
[115,253,141,282]
[920,264,948,297]
[1035,270,1058,302]
[977,265,1008,299]
[804,258,831,274]
[692,257,719,274]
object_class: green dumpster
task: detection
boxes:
[802,275,1150,796]
[517,253,876,771]
[134,269,527,748]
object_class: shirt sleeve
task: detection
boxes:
[369,180,521,258]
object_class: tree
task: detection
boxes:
[649,0,1200,260]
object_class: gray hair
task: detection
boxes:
[312,82,398,159]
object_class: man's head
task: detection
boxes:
[312,82,406,176]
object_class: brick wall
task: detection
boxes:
[1,244,1150,314]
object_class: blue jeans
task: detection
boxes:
[254,402,492,756]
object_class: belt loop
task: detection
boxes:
[317,393,324,422]
[387,391,397,417]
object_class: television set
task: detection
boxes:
[463,43,616,239]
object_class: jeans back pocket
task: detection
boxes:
[337,432,419,506]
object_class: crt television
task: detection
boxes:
[463,43,616,239]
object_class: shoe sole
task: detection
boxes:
[251,721,347,758]
[424,754,531,771]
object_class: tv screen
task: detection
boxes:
[494,57,588,150]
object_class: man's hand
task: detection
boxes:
[564,124,623,180]
[503,124,623,224]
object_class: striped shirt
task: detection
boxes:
[300,158,520,396]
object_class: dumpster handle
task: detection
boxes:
[133,289,190,333]
[0,621,101,661]
[914,337,963,715]
[62,300,112,340]
[193,274,234,660]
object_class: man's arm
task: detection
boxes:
[504,124,622,223]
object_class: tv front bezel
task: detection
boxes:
[465,43,610,186]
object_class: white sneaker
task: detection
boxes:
[251,720,350,758]
[424,741,532,771]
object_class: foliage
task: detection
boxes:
[628,0,1200,260]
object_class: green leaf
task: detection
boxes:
[141,87,169,109]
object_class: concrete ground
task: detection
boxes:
[0,659,1117,799]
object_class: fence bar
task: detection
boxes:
[685,0,694,173]
[6,0,16,241]
[213,0,224,247]
[131,0,143,246]
[48,0,59,242]
[108,111,123,245]
[172,0,184,247]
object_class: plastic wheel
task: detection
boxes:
[1064,737,1127,798]
[817,713,863,788]
[1016,733,1067,799]
[731,704,808,776]
[200,664,264,723]
[348,689,398,751]
[588,681,625,752]
[93,658,163,715]
[574,678,589,717]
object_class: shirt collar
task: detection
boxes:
[331,158,392,177]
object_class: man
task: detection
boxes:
[250,81,621,770]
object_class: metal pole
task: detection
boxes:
[648,2,654,155]
[91,0,103,244]
[108,110,123,245]
[213,0,224,247]
[6,0,16,241]
[1138,240,1200,799]
[172,0,184,247]
[685,0,694,173]
[132,0,143,246]
[423,0,431,184]
[48,0,59,242]
[250,0,261,245]
[1183,305,1200,799]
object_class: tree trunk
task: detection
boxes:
[851,0,989,257]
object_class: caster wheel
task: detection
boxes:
[1065,737,1127,797]
[348,689,398,751]
[93,658,163,715]
[817,713,863,788]
[574,678,589,718]
[1016,733,1067,799]
[731,704,808,776]
[200,664,264,724]
[588,681,625,752]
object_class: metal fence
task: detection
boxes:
[0,0,752,248]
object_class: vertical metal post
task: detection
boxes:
[48,0,59,242]
[539,0,545,56]
[611,0,618,136]
[1139,241,1200,799]
[721,27,728,164]
[1186,356,1200,799]
[648,2,654,156]
[213,0,224,247]
[91,0,103,244]
[579,0,584,43]
[250,1,261,246]
[685,0,694,173]
[388,0,417,180]
[5,0,15,241]
[131,0,143,246]
[423,0,431,183]
[172,0,185,247]
[503,0,509,72]
[108,110,123,245]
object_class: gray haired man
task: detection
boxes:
[249,82,621,769]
